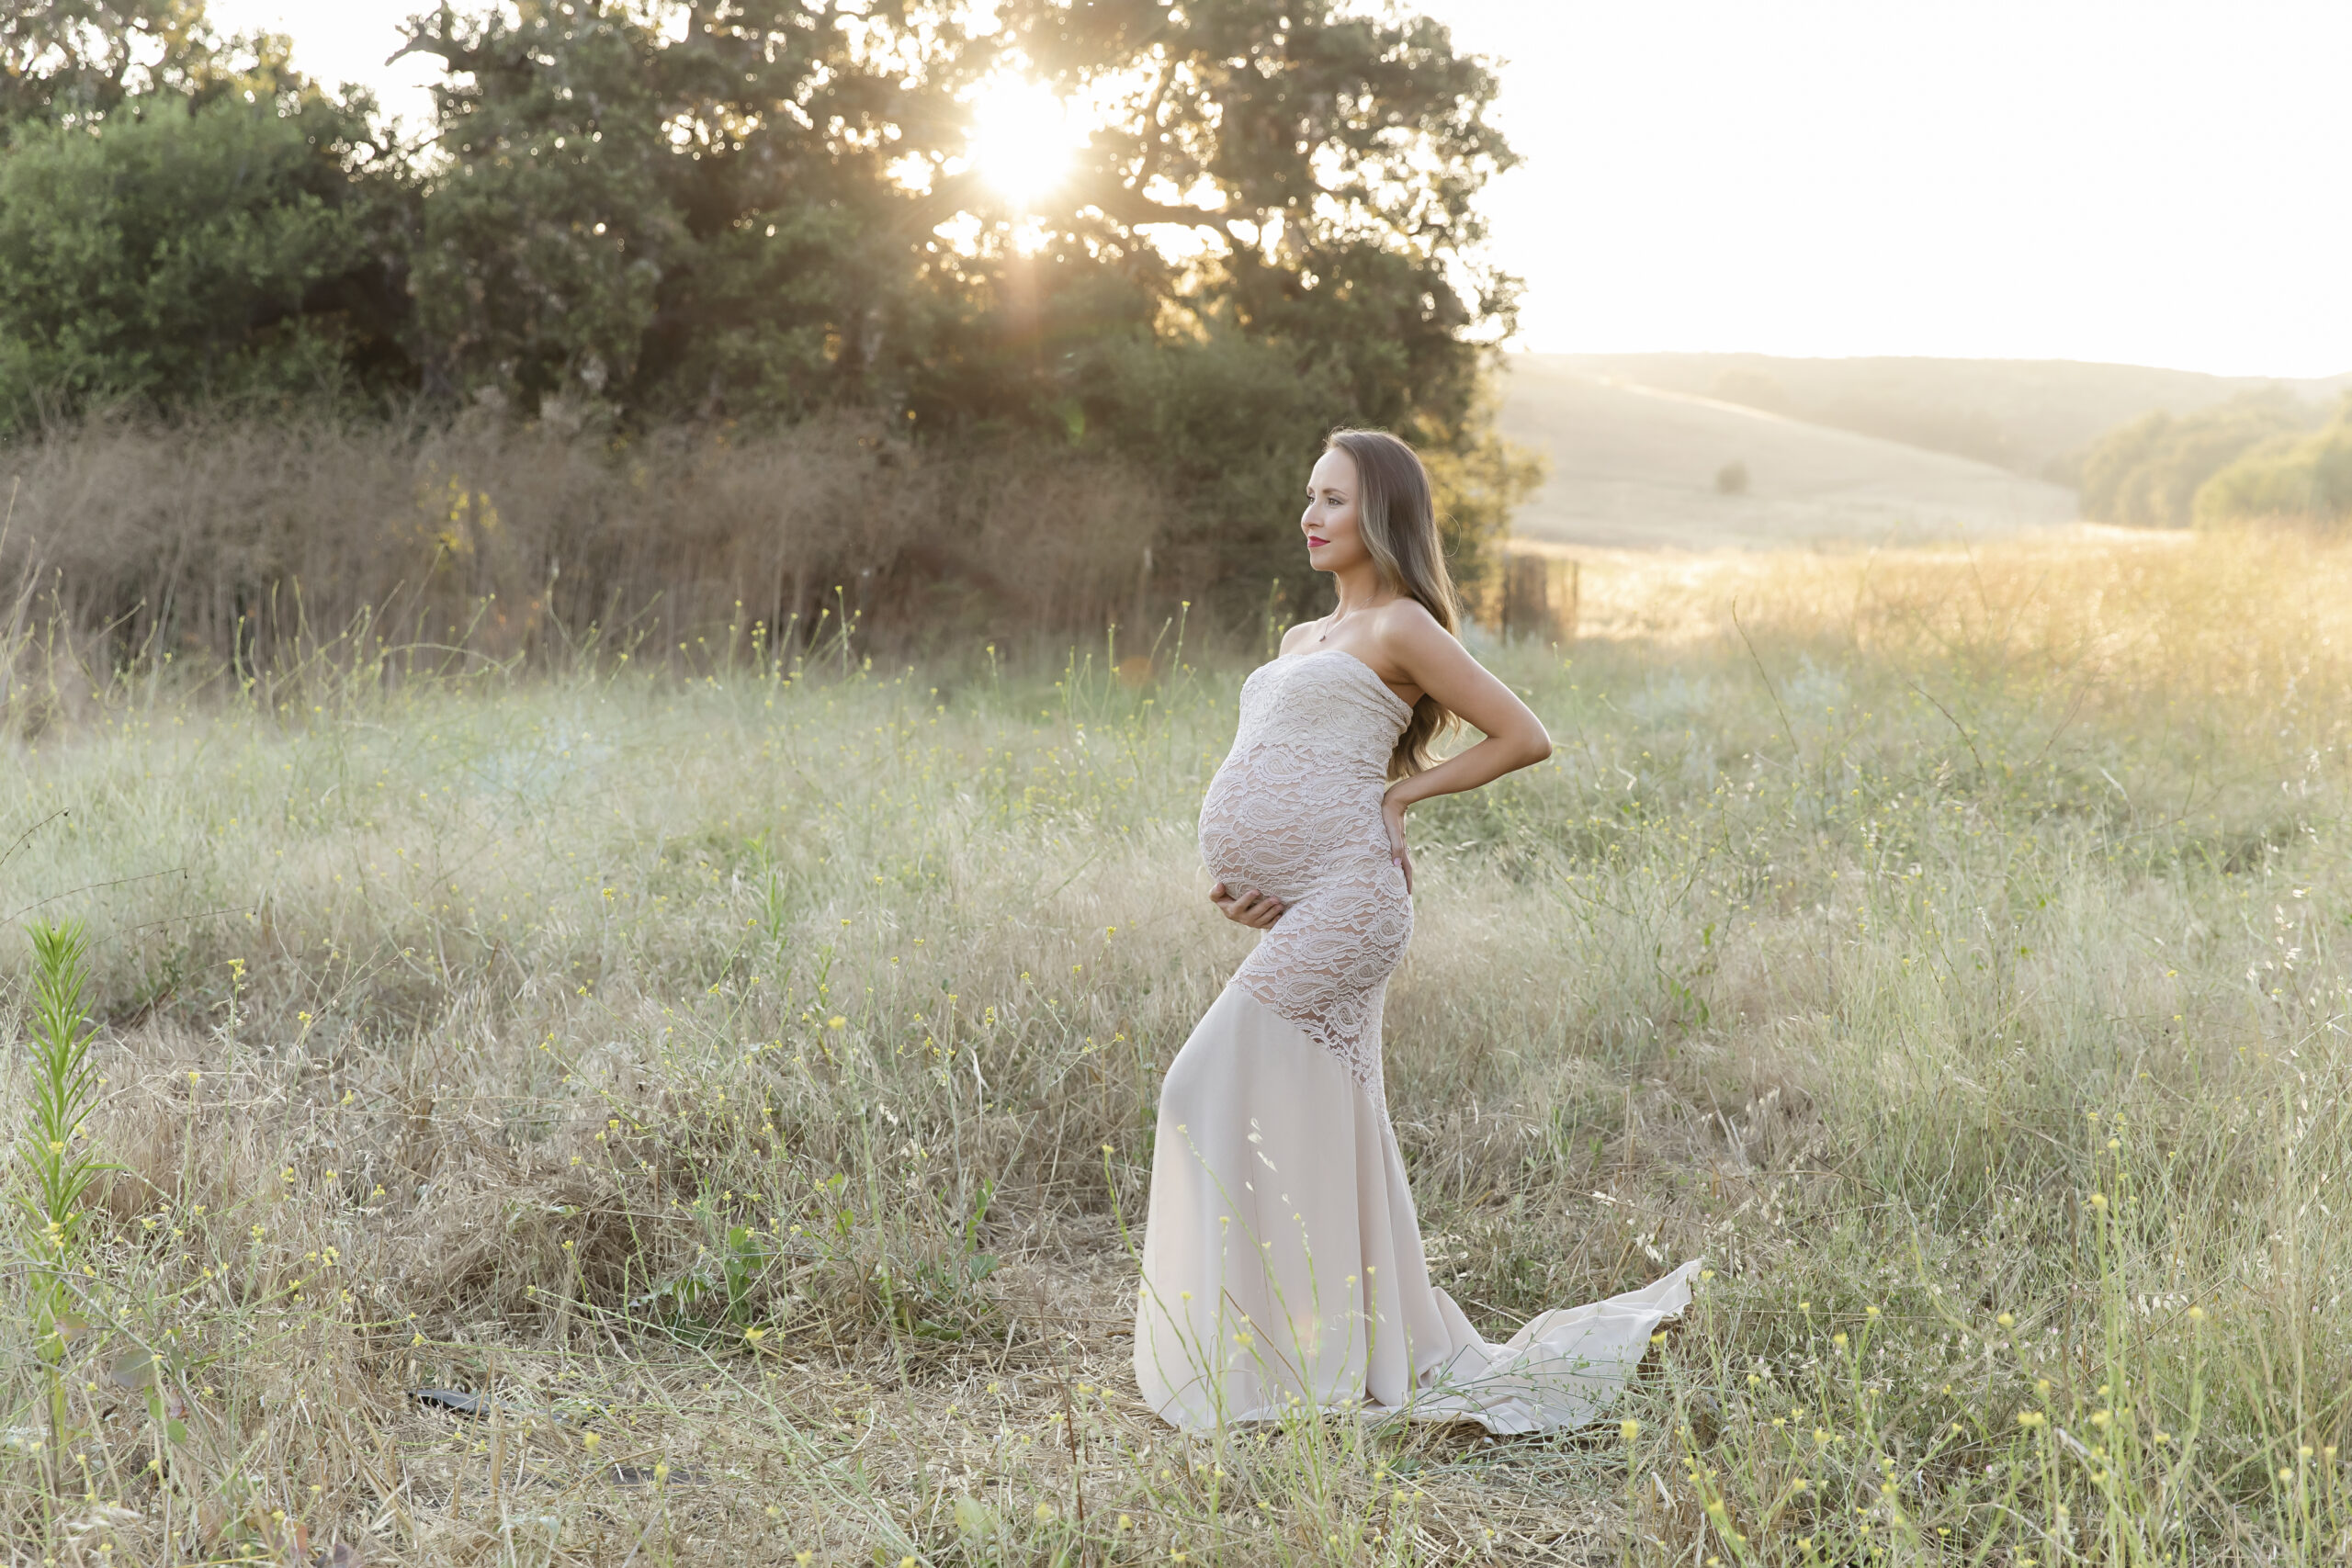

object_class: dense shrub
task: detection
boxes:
[0,94,408,429]
[2194,394,2352,527]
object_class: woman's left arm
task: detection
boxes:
[1377,609,1554,893]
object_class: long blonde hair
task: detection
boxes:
[1323,428,1463,780]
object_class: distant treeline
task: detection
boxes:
[0,0,1536,643]
[2077,389,2352,529]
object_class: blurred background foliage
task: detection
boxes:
[0,0,1537,634]
[2075,388,2321,530]
[2194,397,2352,525]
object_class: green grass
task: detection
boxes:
[1,528,2349,1563]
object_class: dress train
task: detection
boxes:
[1135,985,1698,1433]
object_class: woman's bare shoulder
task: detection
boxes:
[1368,595,1451,651]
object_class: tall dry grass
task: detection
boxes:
[0,525,2346,1562]
[0,412,1177,727]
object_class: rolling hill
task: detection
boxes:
[1540,352,2351,476]
[1496,358,2082,550]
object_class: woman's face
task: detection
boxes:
[1301,447,1367,573]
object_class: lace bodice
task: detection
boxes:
[1197,649,1415,1100]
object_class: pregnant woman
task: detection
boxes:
[1134,429,1699,1433]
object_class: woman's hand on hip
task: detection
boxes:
[1209,881,1284,929]
[1381,796,1415,895]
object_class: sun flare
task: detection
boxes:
[966,79,1083,209]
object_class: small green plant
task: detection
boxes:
[17,918,115,1485]
[20,920,108,1317]
[633,1220,784,1340]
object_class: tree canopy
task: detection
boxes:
[2195,394,2352,527]
[3,0,235,125]
[0,0,1532,621]
[2075,389,2315,529]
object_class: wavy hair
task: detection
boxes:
[1323,428,1464,780]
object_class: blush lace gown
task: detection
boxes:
[1133,649,1700,1433]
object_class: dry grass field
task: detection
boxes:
[2,525,2351,1564]
[1497,360,2081,550]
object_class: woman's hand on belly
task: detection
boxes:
[1209,881,1285,930]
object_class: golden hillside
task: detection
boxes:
[1498,356,2082,549]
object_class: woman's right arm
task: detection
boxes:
[1210,881,1284,929]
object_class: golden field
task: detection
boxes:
[1,525,2350,1564]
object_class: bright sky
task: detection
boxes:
[215,0,2352,378]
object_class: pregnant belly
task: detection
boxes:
[1197,763,1384,899]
